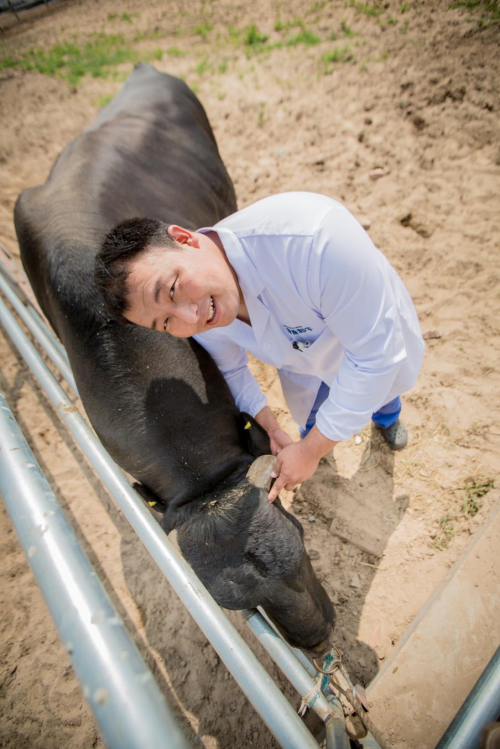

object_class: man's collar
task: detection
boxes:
[197,227,265,298]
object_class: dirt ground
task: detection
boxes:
[0,1,499,747]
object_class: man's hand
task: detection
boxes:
[269,426,294,456]
[268,426,338,502]
[268,441,320,502]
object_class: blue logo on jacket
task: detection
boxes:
[283,324,313,336]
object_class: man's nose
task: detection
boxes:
[175,301,199,325]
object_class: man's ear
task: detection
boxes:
[167,225,200,247]
[238,412,271,457]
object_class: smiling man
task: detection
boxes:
[95,192,425,502]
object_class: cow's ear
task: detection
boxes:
[239,412,271,457]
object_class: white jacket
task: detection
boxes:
[194,192,425,442]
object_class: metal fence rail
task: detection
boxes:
[435,645,500,749]
[0,392,190,749]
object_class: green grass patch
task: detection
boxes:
[218,58,229,73]
[0,33,160,86]
[400,2,411,11]
[0,56,19,71]
[120,12,139,23]
[108,11,139,23]
[341,19,356,36]
[257,101,266,127]
[165,46,186,57]
[434,513,457,550]
[133,29,165,42]
[322,44,355,71]
[195,56,210,75]
[462,478,494,516]
[194,21,213,39]
[226,21,321,58]
[227,24,243,43]
[286,27,320,46]
[347,0,385,17]
[307,0,329,13]
[274,17,304,31]
[244,24,269,45]
[448,0,500,27]
[93,93,113,108]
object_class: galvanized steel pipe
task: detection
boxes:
[436,645,500,749]
[0,294,319,749]
[0,392,190,749]
[244,609,333,723]
[0,254,68,363]
[0,271,77,393]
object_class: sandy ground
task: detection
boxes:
[0,1,499,747]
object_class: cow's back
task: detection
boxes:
[14,64,248,516]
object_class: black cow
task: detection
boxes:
[14,63,334,654]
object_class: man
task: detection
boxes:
[95,192,425,502]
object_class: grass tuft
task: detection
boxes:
[165,46,186,57]
[286,27,320,46]
[322,44,355,71]
[108,12,139,23]
[93,93,113,108]
[448,0,500,27]
[434,513,457,550]
[195,56,210,76]
[0,33,161,86]
[133,29,165,42]
[244,24,269,45]
[462,477,494,516]
[307,0,329,13]
[275,17,304,31]
[257,101,266,127]
[347,0,385,17]
[194,21,213,40]
[341,19,356,36]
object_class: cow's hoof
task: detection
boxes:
[246,454,277,489]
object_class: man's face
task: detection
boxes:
[123,228,242,338]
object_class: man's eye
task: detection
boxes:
[169,281,176,300]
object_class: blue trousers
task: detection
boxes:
[299,382,401,438]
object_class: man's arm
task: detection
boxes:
[254,405,294,456]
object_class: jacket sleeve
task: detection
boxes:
[309,206,407,442]
[193,332,267,417]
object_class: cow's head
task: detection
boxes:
[172,455,334,656]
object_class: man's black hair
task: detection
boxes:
[94,217,177,321]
